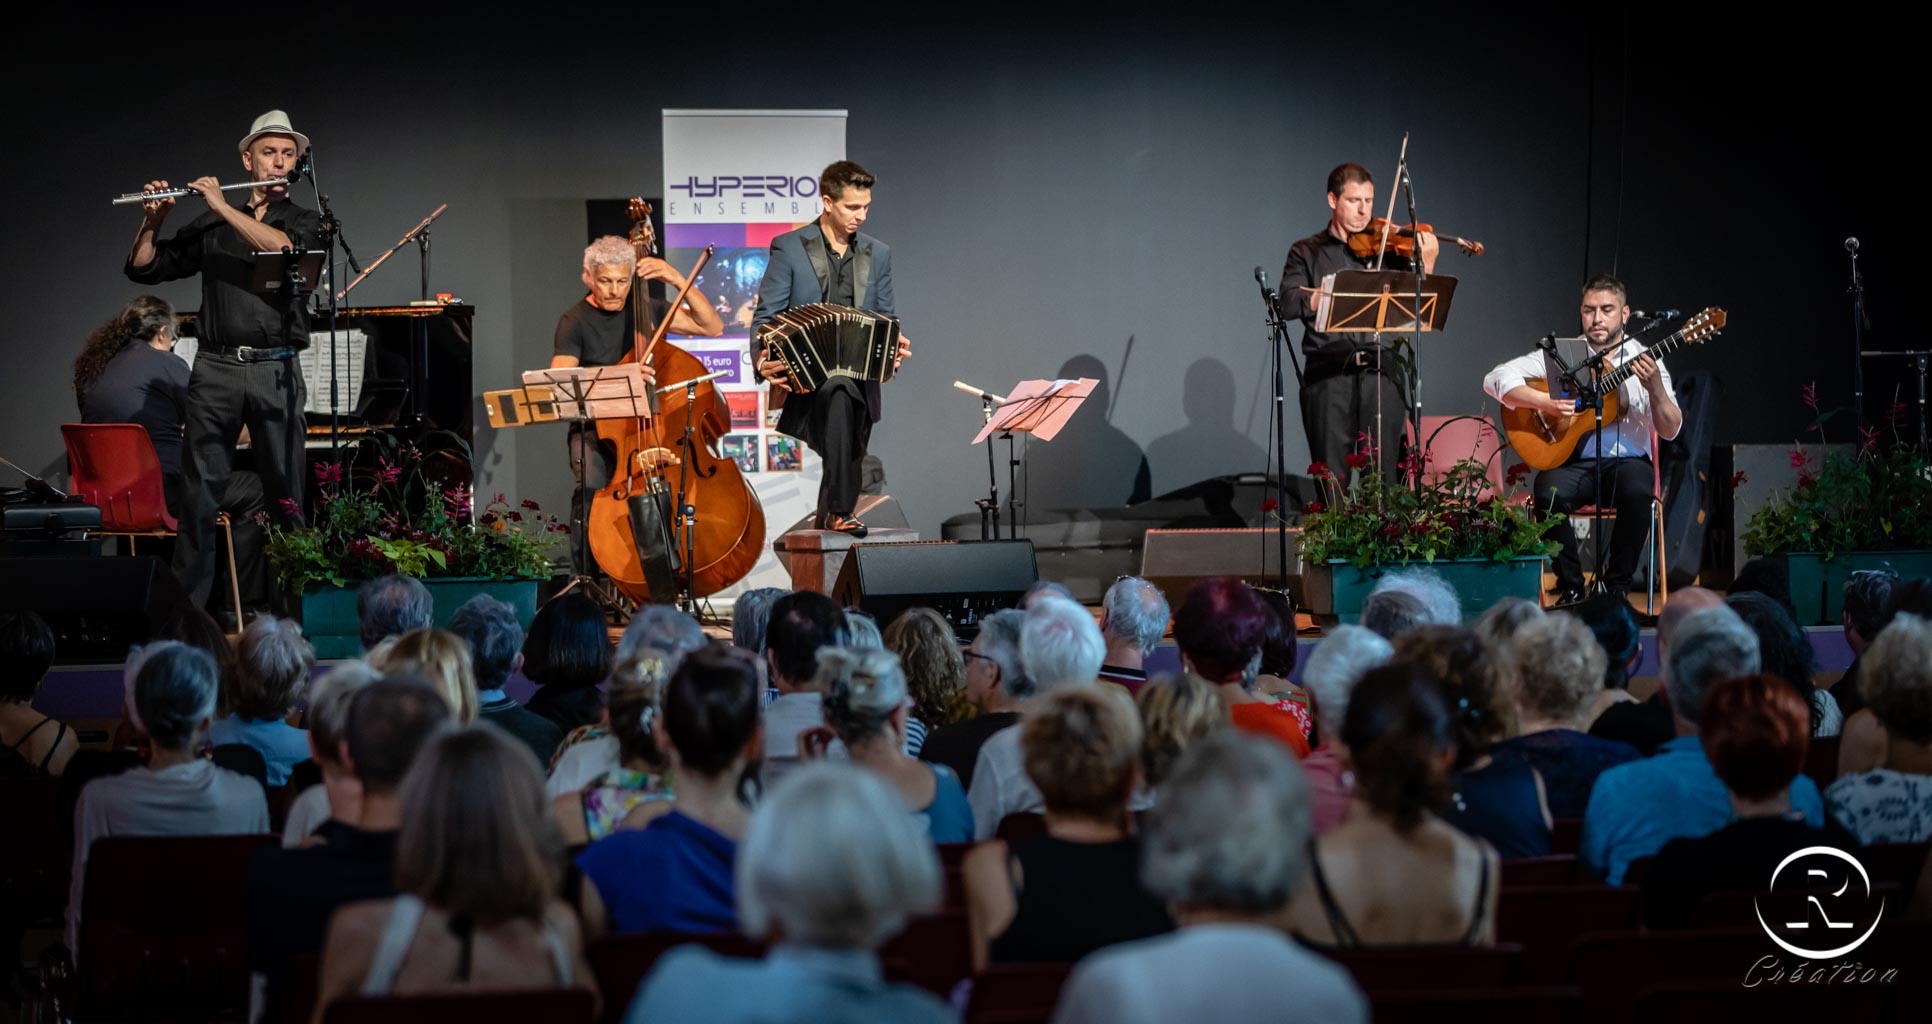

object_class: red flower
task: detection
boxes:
[1260,498,1280,513]
[1798,470,1816,488]
[1886,400,1908,430]
[313,461,343,485]
[1505,462,1531,487]
[375,457,403,485]
[1859,426,1879,454]
[1302,501,1324,515]
[1308,461,1332,479]
[1801,382,1819,411]
[277,498,301,518]
[250,510,270,526]
[1731,470,1748,490]
[1788,449,1809,469]
[1344,452,1370,471]
[520,499,541,511]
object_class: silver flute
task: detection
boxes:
[111,178,290,205]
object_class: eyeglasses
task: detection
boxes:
[962,650,1001,680]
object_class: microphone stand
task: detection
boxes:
[306,149,361,461]
[978,396,1000,540]
[1849,240,1867,438]
[1538,334,1610,597]
[1399,156,1427,493]
[676,377,700,614]
[1257,269,1303,588]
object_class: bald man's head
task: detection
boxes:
[1658,588,1724,654]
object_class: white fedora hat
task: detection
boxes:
[238,110,310,155]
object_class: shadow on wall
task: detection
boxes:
[1146,357,1269,494]
[1017,353,1150,517]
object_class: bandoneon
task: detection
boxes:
[757,303,901,393]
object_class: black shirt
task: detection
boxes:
[1590,691,1678,757]
[1641,814,1865,929]
[1278,226,1418,364]
[919,711,1022,791]
[820,233,857,307]
[481,695,566,766]
[553,296,675,369]
[125,196,322,350]
[244,823,399,1022]
[80,345,189,475]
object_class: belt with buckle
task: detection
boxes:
[200,343,300,363]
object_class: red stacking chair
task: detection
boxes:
[61,423,241,626]
[964,962,1076,1024]
[586,931,765,1024]
[320,989,596,1024]
[1418,414,1510,498]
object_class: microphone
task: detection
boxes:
[1633,308,1680,321]
[1845,236,1860,254]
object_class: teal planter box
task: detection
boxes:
[1776,550,1932,627]
[299,577,542,659]
[1303,556,1546,624]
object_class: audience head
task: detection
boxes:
[1022,580,1076,608]
[1843,569,1900,650]
[357,574,433,651]
[1657,586,1724,654]
[1135,672,1226,788]
[1301,625,1393,736]
[730,587,787,654]
[764,590,849,689]
[344,678,453,796]
[1393,625,1509,763]
[617,604,707,664]
[304,661,381,770]
[1862,614,1932,745]
[1572,593,1641,690]
[1701,675,1810,803]
[1726,591,1819,732]
[0,609,56,703]
[1253,587,1298,679]
[663,646,765,779]
[227,615,314,721]
[1730,558,1797,621]
[369,628,480,724]
[817,646,910,748]
[1474,596,1545,654]
[1511,614,1608,728]
[967,608,1029,704]
[1022,686,1142,822]
[131,642,220,752]
[1101,576,1170,660]
[1360,589,1429,641]
[1173,578,1269,687]
[522,592,612,692]
[737,763,940,949]
[154,604,234,681]
[843,611,884,650]
[1020,595,1105,692]
[1341,663,1457,832]
[1662,605,1760,727]
[396,724,563,926]
[1368,567,1461,626]
[445,594,524,692]
[883,608,966,728]
[1142,731,1311,918]
[607,650,676,773]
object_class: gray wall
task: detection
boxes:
[0,11,1889,540]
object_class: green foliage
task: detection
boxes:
[1298,455,1562,569]
[261,431,563,592]
[1742,426,1932,558]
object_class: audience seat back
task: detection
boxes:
[1318,942,1522,993]
[320,989,596,1024]
[0,777,71,930]
[964,962,1074,1024]
[586,931,765,1024]
[1550,818,1583,855]
[1804,735,1842,788]
[1497,884,1639,982]
[1371,985,1581,1024]
[1501,854,1578,886]
[1866,840,1929,890]
[1630,979,1893,1023]
[881,910,974,996]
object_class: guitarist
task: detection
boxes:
[1483,274,1682,605]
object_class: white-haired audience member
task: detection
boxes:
[1367,566,1461,626]
[1053,732,1367,1024]
[279,661,380,846]
[1358,589,1428,641]
[1097,576,1170,694]
[918,609,1029,791]
[1299,626,1393,833]
[1581,605,1827,884]
[626,763,949,1024]
[805,647,973,842]
[1826,614,1932,844]
[963,688,1172,970]
[966,596,1105,839]
[843,610,884,650]
[1493,614,1641,819]
[70,643,269,952]
[210,615,315,786]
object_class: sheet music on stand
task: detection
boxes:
[520,365,652,421]
[1542,337,1594,403]
[299,329,369,415]
[1313,269,1459,333]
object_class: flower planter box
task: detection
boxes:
[298,577,541,659]
[1302,556,1546,624]
[1775,550,1932,627]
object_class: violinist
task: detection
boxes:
[1278,162,1438,485]
[552,236,723,572]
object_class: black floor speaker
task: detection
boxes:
[831,540,1037,639]
[0,556,187,663]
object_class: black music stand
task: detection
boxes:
[1315,269,1459,485]
[524,364,654,615]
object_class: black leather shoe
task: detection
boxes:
[1550,587,1590,608]
[824,515,868,538]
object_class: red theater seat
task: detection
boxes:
[320,989,596,1024]
[586,932,765,1024]
[964,962,1075,1024]
[1319,942,1522,993]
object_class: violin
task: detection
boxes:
[1347,217,1485,261]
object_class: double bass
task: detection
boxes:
[586,199,766,604]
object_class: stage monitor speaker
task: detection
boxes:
[831,540,1036,639]
[1139,528,1302,609]
[0,556,187,663]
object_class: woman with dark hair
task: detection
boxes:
[1,610,77,777]
[575,646,764,936]
[1727,592,1839,737]
[523,592,615,734]
[1396,626,1552,858]
[1174,579,1309,757]
[313,725,596,1008]
[74,296,178,407]
[1288,663,1498,946]
[1570,593,1644,726]
[1642,675,1861,928]
[73,298,191,501]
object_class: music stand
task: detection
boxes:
[1313,269,1459,484]
[521,364,654,612]
[249,250,326,294]
[971,378,1096,540]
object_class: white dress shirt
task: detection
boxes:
[967,724,1037,840]
[1483,336,1679,459]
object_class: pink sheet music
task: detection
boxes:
[971,378,1097,445]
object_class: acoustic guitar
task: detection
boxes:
[1502,307,1727,471]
